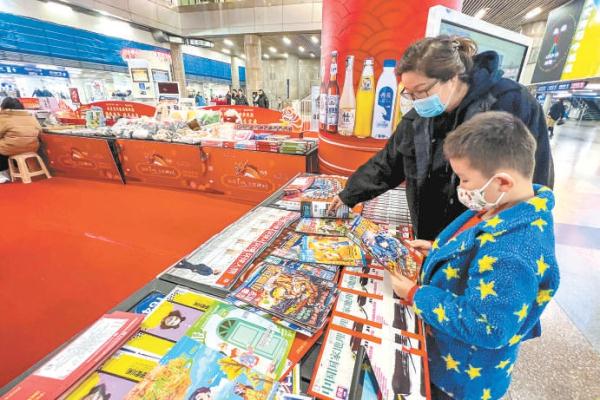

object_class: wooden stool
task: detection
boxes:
[8,152,52,184]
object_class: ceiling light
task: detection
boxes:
[269,46,277,53]
[309,52,316,58]
[310,35,319,44]
[283,52,289,58]
[283,36,291,45]
[473,8,488,19]
[263,54,270,59]
[298,46,305,52]
[240,54,246,60]
[45,1,73,14]
[224,38,234,47]
[525,7,542,19]
[222,48,231,54]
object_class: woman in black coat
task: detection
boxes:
[331,35,554,240]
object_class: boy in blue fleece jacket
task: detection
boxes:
[391,111,559,400]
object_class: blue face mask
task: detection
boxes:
[412,94,447,118]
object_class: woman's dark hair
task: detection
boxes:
[397,35,478,82]
[1,97,24,110]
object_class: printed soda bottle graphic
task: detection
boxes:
[354,58,375,138]
[326,51,340,134]
[338,55,356,136]
[371,59,397,139]
[318,63,328,132]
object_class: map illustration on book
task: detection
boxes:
[125,337,278,400]
[232,262,338,332]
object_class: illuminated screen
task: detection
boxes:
[157,82,179,95]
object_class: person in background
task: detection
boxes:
[257,89,269,109]
[391,111,559,400]
[236,89,249,106]
[547,99,566,138]
[231,89,239,105]
[329,35,554,241]
[252,91,259,107]
[225,90,232,105]
[195,92,206,107]
[0,97,42,182]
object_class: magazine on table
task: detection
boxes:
[124,337,278,400]
[160,207,299,296]
[231,261,338,333]
[300,236,366,267]
[295,218,349,236]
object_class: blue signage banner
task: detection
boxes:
[0,63,69,78]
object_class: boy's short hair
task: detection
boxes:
[443,111,537,178]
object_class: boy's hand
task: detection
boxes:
[328,195,345,213]
[406,239,433,256]
[390,269,417,299]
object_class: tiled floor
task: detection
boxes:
[508,121,600,400]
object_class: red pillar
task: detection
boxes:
[319,0,463,175]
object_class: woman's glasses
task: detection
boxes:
[400,79,439,101]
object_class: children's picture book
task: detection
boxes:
[98,350,159,383]
[141,300,204,342]
[122,332,175,359]
[300,236,365,267]
[64,372,137,400]
[125,337,278,400]
[185,302,296,380]
[232,262,338,332]
[295,218,348,236]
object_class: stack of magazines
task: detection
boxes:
[159,206,299,297]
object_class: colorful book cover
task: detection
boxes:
[300,200,350,219]
[122,332,175,360]
[270,232,304,262]
[130,292,166,315]
[232,262,338,332]
[295,218,348,237]
[167,286,220,312]
[300,236,365,267]
[141,301,204,342]
[125,337,277,400]
[262,255,339,281]
[347,216,408,274]
[185,302,296,380]
[2,312,143,400]
[99,351,159,382]
[64,372,137,400]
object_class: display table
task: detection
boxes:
[318,131,386,176]
[40,131,318,204]
[1,177,428,400]
[41,132,123,183]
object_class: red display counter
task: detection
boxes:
[115,139,318,203]
[317,132,385,175]
[41,132,123,183]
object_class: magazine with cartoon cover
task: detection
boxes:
[184,301,296,380]
[300,236,366,267]
[125,337,278,400]
[161,207,298,294]
[232,262,338,332]
[262,255,339,282]
[295,218,349,236]
[347,216,409,275]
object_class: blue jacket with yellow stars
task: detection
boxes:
[413,185,559,400]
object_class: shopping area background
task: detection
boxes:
[0,0,600,399]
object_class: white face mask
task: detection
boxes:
[457,175,507,211]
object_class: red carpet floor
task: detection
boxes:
[0,178,254,387]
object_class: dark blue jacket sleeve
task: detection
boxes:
[492,87,554,188]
